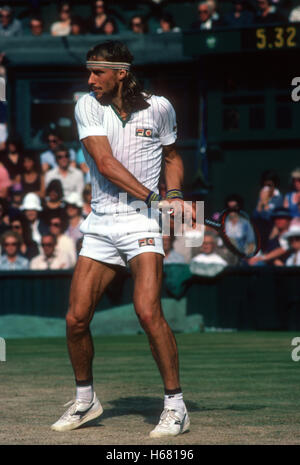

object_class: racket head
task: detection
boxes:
[219,209,261,259]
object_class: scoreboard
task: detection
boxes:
[242,25,298,51]
[183,25,300,56]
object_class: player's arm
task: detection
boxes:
[81,135,151,201]
[162,143,196,224]
[163,143,184,192]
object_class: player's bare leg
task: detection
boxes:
[130,252,179,389]
[129,252,190,437]
[66,256,118,382]
[51,256,118,432]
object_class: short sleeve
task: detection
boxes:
[75,93,107,140]
[157,96,177,146]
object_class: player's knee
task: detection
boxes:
[66,312,89,336]
[135,303,162,333]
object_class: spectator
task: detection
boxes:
[289,4,300,23]
[40,130,76,173]
[253,170,283,249]
[163,235,185,264]
[191,1,220,30]
[254,170,283,218]
[283,167,300,218]
[248,207,292,265]
[130,15,149,34]
[0,230,29,270]
[48,215,77,268]
[103,18,118,35]
[45,145,85,200]
[255,0,286,23]
[222,0,254,28]
[8,185,23,213]
[10,214,39,260]
[82,183,92,218]
[50,2,72,37]
[70,16,86,35]
[0,5,23,37]
[2,137,23,188]
[284,226,300,266]
[157,13,181,33]
[20,153,45,198]
[20,192,48,245]
[0,159,11,199]
[29,16,44,36]
[0,198,9,235]
[86,0,114,34]
[30,233,70,270]
[64,192,84,245]
[224,209,255,254]
[207,0,220,21]
[190,232,227,276]
[42,179,66,223]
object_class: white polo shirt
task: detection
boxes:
[75,92,177,214]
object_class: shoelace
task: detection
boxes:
[158,409,181,427]
[61,399,90,420]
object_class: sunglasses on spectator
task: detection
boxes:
[56,154,69,159]
[4,242,18,246]
[12,224,22,229]
[48,138,59,143]
[132,22,142,26]
[292,177,300,182]
[42,242,54,247]
[50,222,61,227]
[198,9,209,14]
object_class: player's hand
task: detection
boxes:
[158,198,197,228]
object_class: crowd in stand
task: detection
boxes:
[0,1,299,38]
[0,1,299,272]
[1,125,299,271]
[0,130,91,270]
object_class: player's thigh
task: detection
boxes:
[68,255,119,324]
[129,252,164,314]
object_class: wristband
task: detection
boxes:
[166,189,184,200]
[146,191,162,207]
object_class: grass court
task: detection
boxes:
[1,331,300,445]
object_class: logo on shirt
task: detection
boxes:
[138,238,155,247]
[136,128,153,138]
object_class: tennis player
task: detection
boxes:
[51,40,192,437]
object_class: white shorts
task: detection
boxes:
[79,209,164,267]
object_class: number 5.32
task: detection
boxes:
[256,27,296,49]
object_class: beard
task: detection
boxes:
[89,82,119,106]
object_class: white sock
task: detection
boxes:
[76,385,93,403]
[164,392,185,413]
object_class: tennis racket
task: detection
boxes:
[204,209,261,259]
[158,200,260,259]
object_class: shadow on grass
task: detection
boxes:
[81,397,266,429]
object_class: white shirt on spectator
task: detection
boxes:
[191,253,227,265]
[289,7,300,22]
[30,250,70,270]
[286,251,300,266]
[45,165,85,199]
[56,234,77,268]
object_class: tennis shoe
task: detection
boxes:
[51,392,103,432]
[149,406,190,438]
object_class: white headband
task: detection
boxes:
[86,60,131,71]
